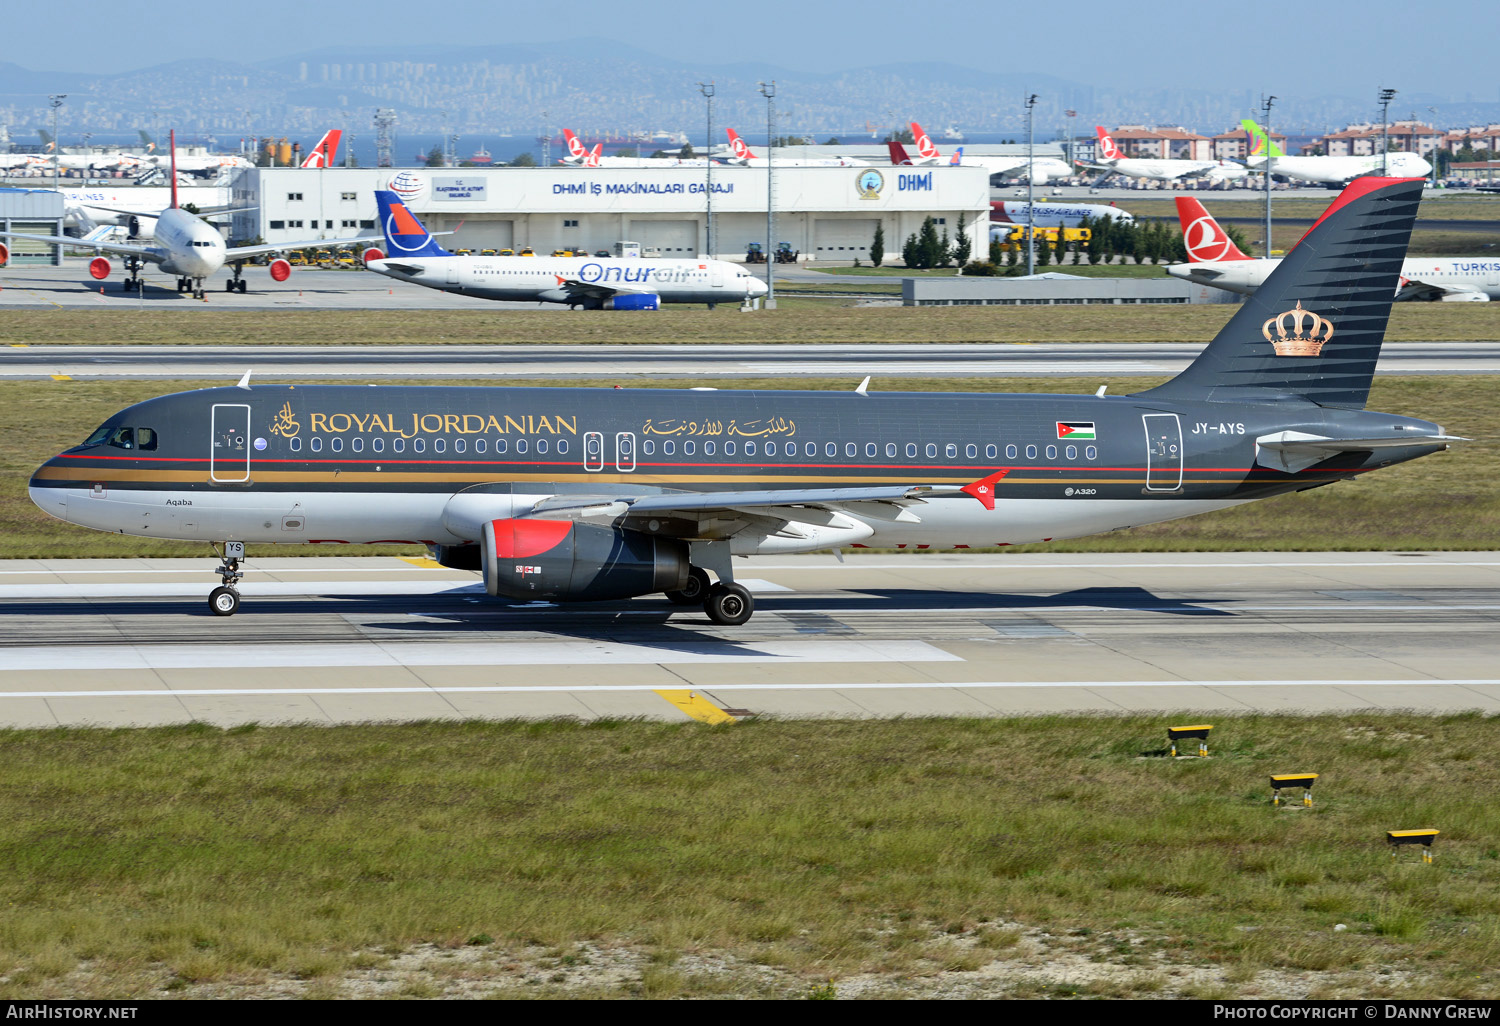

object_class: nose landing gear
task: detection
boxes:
[209,541,245,616]
[225,262,248,293]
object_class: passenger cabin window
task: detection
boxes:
[352,437,363,453]
[1007,444,1018,459]
[290,437,301,452]
[946,444,957,459]
[515,438,528,454]
[704,441,716,456]
[1085,445,1097,460]
[986,444,997,459]
[475,439,486,454]
[372,438,383,453]
[433,438,446,453]
[886,443,897,458]
[455,438,466,453]
[413,438,426,453]
[683,441,695,455]
[925,444,937,459]
[331,438,343,453]
[393,437,405,453]
[1066,445,1077,460]
[1046,445,1057,460]
[311,437,322,452]
[1025,445,1037,460]
[537,439,548,454]
[643,439,655,455]
[743,441,755,456]
[663,440,675,455]
[494,439,506,454]
[825,443,837,458]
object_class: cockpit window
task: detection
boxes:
[100,427,156,451]
[82,424,112,447]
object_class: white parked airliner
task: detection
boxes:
[1081,126,1248,184]
[365,190,767,309]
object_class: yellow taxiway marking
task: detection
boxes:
[398,556,445,569]
[8,344,28,348]
[50,374,72,381]
[654,689,736,725]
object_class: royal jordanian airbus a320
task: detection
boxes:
[29,178,1460,624]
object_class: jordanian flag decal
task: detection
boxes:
[1056,421,1096,440]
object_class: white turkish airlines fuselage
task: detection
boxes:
[1170,255,1500,301]
[1095,156,1247,183]
[1247,150,1432,185]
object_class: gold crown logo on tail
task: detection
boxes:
[1262,301,1334,357]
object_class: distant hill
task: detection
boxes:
[1,44,1498,141]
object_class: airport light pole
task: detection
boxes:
[541,110,550,168]
[1427,106,1440,185]
[697,83,714,260]
[1379,87,1397,175]
[48,94,66,190]
[1261,94,1276,259]
[759,80,776,309]
[1025,93,1037,276]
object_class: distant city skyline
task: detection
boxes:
[8,1,1500,98]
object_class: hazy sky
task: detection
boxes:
[8,1,1498,99]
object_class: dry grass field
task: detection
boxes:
[1,715,1497,999]
[2,374,1493,559]
[1,304,1500,347]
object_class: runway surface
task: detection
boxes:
[6,341,1499,380]
[2,551,1498,727]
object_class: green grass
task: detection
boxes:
[1121,194,1500,223]
[824,263,1173,279]
[3,375,1496,558]
[2,715,1499,998]
[5,304,1500,346]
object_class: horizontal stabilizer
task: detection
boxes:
[1255,429,1464,473]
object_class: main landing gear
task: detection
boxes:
[666,566,754,626]
[208,541,245,616]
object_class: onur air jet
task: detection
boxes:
[0,132,380,298]
[1081,126,1247,184]
[1166,195,1498,301]
[893,122,1072,183]
[1240,119,1431,185]
[29,177,1461,625]
[364,190,767,309]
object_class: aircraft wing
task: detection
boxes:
[225,235,384,260]
[1255,430,1465,474]
[549,276,653,301]
[443,473,1008,541]
[1396,279,1490,303]
[0,229,160,261]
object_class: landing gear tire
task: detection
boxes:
[225,279,235,291]
[237,279,247,293]
[208,586,240,617]
[704,582,753,626]
[666,567,712,605]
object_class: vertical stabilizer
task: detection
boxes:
[374,190,452,258]
[1141,177,1423,409]
[910,121,939,160]
[1095,126,1122,161]
[887,140,914,166]
[1176,197,1251,262]
[1241,119,1285,158]
[301,129,342,168]
[727,128,755,162]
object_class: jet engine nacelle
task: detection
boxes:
[362,247,385,265]
[126,215,158,240]
[269,258,291,282]
[481,519,689,602]
[604,293,660,311]
[0,242,8,266]
[88,257,112,280]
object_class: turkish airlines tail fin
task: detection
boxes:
[584,144,602,168]
[910,121,939,160]
[374,190,453,258]
[887,140,914,166]
[562,129,587,161]
[1144,177,1423,410]
[727,128,755,162]
[300,129,342,168]
[1175,197,1250,263]
[1095,126,1122,162]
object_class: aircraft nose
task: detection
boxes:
[748,277,769,296]
[28,469,68,523]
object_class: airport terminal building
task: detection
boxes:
[233,165,992,263]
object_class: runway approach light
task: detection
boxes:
[1168,724,1213,758]
[1271,773,1319,807]
[1387,829,1440,864]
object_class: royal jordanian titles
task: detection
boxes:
[29,178,1460,624]
[364,190,768,309]
[0,131,379,298]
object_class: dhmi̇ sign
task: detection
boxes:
[897,172,933,192]
[433,177,488,201]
